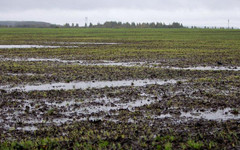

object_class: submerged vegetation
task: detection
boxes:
[0,28,240,149]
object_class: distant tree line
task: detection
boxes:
[84,21,184,28]
[1,21,236,29]
[63,22,237,29]
[62,21,184,28]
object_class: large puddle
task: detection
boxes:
[155,108,240,121]
[0,79,180,92]
[180,108,240,121]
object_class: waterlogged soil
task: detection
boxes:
[1,57,240,71]
[0,29,240,149]
[1,95,156,131]
[1,76,240,148]
[0,60,240,149]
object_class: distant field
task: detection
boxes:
[0,28,240,66]
[0,28,240,149]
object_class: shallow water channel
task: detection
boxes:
[0,57,149,67]
[0,79,180,92]
[1,57,240,71]
[0,45,61,49]
[163,66,240,71]
[0,43,119,49]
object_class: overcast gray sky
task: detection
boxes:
[0,0,240,27]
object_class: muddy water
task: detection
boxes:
[1,79,181,92]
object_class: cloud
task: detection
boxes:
[1,0,240,12]
[0,0,239,27]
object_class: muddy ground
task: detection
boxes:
[0,28,240,149]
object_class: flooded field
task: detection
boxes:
[0,28,240,149]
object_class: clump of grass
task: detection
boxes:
[164,142,172,150]
[187,140,203,149]
[99,141,109,148]
[47,108,56,116]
